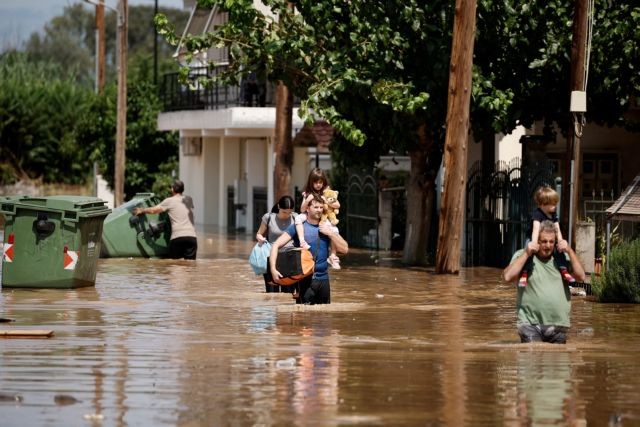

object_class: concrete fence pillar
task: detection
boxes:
[575,221,595,274]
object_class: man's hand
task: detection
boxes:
[525,240,539,257]
[133,207,145,216]
[270,267,283,282]
[556,239,569,253]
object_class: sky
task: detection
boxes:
[0,0,186,49]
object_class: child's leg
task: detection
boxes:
[328,242,341,269]
[327,222,341,269]
[295,214,310,249]
[518,255,534,287]
[553,250,576,283]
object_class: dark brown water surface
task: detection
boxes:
[1,226,639,426]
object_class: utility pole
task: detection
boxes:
[154,0,158,86]
[115,0,128,206]
[87,0,107,198]
[435,0,477,274]
[565,0,590,245]
[96,1,106,93]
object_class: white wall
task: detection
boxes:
[496,125,524,162]
[223,137,241,227]
[246,138,268,220]
[203,136,219,226]
[180,133,206,225]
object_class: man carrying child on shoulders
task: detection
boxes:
[269,194,348,305]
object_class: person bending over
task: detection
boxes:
[134,180,197,260]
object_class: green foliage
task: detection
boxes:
[76,74,179,201]
[0,4,186,193]
[161,1,640,161]
[158,0,453,153]
[592,238,640,303]
[0,52,94,184]
[474,0,640,137]
[595,223,624,258]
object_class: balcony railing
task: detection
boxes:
[160,66,273,112]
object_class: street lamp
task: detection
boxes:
[84,0,128,207]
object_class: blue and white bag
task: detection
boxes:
[249,241,272,275]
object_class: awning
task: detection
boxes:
[606,174,640,222]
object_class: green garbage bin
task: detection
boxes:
[100,193,171,258]
[0,195,111,289]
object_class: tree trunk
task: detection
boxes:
[273,81,293,201]
[402,124,438,266]
[435,0,477,274]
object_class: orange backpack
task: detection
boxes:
[272,247,315,286]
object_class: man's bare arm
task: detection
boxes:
[319,222,348,254]
[503,242,538,283]
[269,231,293,280]
[133,205,164,215]
[557,241,586,282]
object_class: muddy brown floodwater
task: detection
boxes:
[1,225,639,426]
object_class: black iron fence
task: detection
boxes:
[465,158,557,267]
[160,66,273,112]
[344,174,379,249]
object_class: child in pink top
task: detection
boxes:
[296,168,342,268]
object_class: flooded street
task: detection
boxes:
[1,226,640,426]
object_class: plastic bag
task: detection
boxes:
[249,241,271,275]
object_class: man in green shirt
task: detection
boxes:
[503,220,585,343]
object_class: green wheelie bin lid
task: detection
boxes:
[1,195,111,289]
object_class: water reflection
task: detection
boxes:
[0,226,639,425]
[507,352,581,425]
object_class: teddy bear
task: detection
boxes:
[321,188,340,226]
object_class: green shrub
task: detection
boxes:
[592,238,640,303]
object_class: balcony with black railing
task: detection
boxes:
[160,66,274,112]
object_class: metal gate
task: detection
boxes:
[465,158,556,267]
[345,174,379,249]
[227,186,236,231]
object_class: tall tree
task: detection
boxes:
[157,0,450,266]
[273,1,296,201]
[274,81,294,200]
[158,0,640,267]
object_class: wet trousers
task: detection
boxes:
[518,324,569,344]
[295,276,330,305]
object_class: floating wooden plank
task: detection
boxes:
[0,330,54,338]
